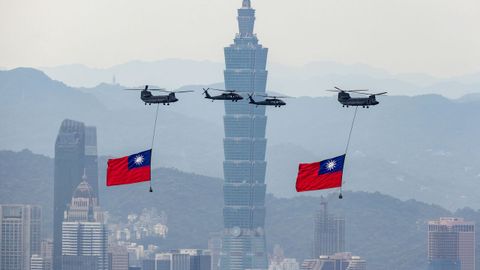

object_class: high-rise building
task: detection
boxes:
[109,245,129,270]
[0,204,42,270]
[40,240,53,270]
[54,120,99,270]
[142,259,156,270]
[172,253,190,270]
[208,233,222,270]
[151,250,211,270]
[53,119,85,270]
[301,253,366,270]
[313,199,345,258]
[30,255,45,270]
[156,253,172,270]
[62,255,98,270]
[189,252,211,270]
[85,126,99,201]
[269,258,299,270]
[221,1,269,269]
[428,217,475,270]
[62,179,108,270]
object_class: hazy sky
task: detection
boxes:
[1,0,479,77]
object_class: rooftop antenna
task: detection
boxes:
[242,0,251,8]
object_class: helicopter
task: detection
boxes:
[203,88,244,102]
[248,93,289,107]
[327,87,387,108]
[125,85,193,105]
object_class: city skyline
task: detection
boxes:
[1,0,480,269]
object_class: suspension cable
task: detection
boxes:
[149,103,161,192]
[340,106,359,199]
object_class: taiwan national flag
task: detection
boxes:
[296,154,346,192]
[107,149,152,186]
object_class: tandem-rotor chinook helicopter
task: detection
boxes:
[248,93,289,107]
[327,87,387,108]
[125,85,193,105]
[203,88,244,102]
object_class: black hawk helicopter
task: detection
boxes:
[248,93,289,107]
[203,88,244,102]
[125,85,193,105]
[327,87,387,108]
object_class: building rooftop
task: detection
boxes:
[429,217,475,226]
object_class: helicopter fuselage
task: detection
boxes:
[338,93,379,108]
[204,91,243,102]
[249,97,286,107]
[141,90,178,105]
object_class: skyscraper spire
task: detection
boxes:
[238,0,255,37]
[82,168,87,181]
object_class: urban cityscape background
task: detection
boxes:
[1,1,479,270]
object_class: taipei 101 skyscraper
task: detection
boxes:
[221,0,269,269]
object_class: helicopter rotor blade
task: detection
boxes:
[258,94,291,98]
[327,89,369,93]
[211,88,238,93]
[124,88,166,91]
[173,90,195,94]
[355,91,388,96]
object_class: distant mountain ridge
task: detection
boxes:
[39,59,480,98]
[3,149,480,270]
[1,68,480,211]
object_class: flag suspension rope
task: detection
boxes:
[339,106,359,199]
[149,103,161,192]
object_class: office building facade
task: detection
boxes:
[300,253,366,270]
[62,179,108,270]
[428,218,475,270]
[109,245,129,270]
[0,204,41,270]
[30,255,45,270]
[314,199,345,258]
[151,250,211,270]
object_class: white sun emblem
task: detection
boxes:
[134,155,144,165]
[326,160,337,171]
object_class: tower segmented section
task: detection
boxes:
[221,1,269,269]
